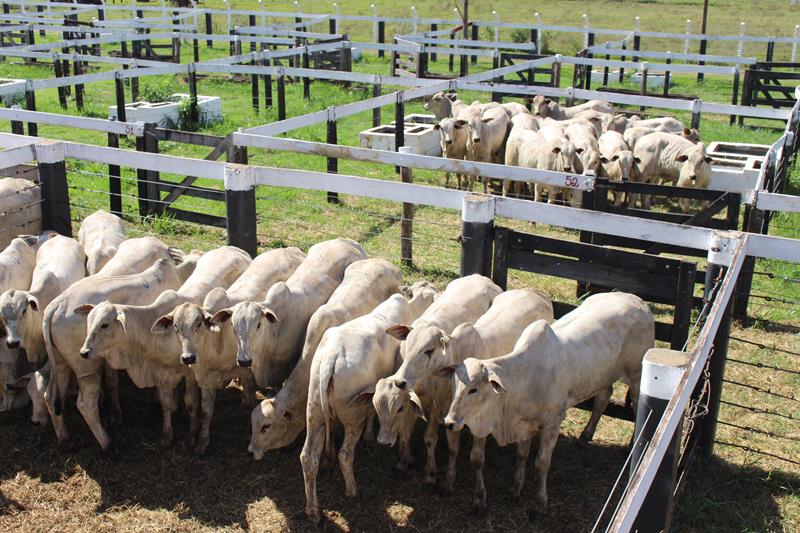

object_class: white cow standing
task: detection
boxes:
[301,287,437,523]
[247,258,403,460]
[153,247,306,454]
[373,274,502,481]
[77,210,126,275]
[443,292,654,516]
[77,246,251,448]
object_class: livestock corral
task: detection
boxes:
[0,1,798,532]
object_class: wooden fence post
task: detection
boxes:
[107,132,122,215]
[24,82,37,137]
[35,142,72,237]
[690,99,702,130]
[224,147,258,258]
[398,146,414,267]
[460,194,494,277]
[53,53,68,109]
[372,78,382,127]
[205,12,213,48]
[698,38,708,81]
[730,66,741,125]
[471,23,478,64]
[630,348,688,533]
[326,107,340,205]
[277,68,286,121]
[430,24,438,61]
[188,64,199,125]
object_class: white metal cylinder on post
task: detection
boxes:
[534,12,543,55]
[411,6,418,34]
[582,14,589,48]
[371,4,378,43]
[738,22,746,57]
[333,3,340,34]
[460,194,495,277]
[492,10,499,43]
[684,19,691,54]
[793,25,799,63]
[630,348,689,533]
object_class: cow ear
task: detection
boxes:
[116,311,127,333]
[600,156,609,164]
[282,409,296,422]
[675,154,689,163]
[435,365,458,378]
[151,313,174,334]
[683,128,691,135]
[210,308,233,325]
[634,157,642,164]
[260,307,279,324]
[551,146,561,154]
[487,370,507,395]
[481,117,494,123]
[453,120,467,128]
[705,156,713,164]
[27,295,39,312]
[202,312,220,333]
[385,324,412,341]
[73,303,94,315]
[544,98,552,104]
[350,384,375,404]
[408,390,427,421]
[433,122,441,130]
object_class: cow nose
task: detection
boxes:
[181,353,196,365]
[79,348,90,359]
[395,379,406,390]
[238,356,252,368]
[6,339,19,349]
[445,139,453,145]
[5,383,14,391]
[473,137,481,143]
[564,167,572,172]
[690,175,697,181]
[445,422,455,431]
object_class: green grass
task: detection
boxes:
[0,2,798,531]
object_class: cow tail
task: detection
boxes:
[318,352,337,459]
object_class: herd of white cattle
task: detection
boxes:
[424,92,711,212]
[0,210,657,521]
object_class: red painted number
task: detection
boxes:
[564,175,579,188]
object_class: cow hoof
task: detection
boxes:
[423,474,437,485]
[437,483,455,497]
[471,502,488,517]
[577,435,591,449]
[305,507,322,524]
[159,436,173,449]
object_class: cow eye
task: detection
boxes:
[397,405,404,413]
[101,324,109,330]
[260,424,271,433]
[468,388,478,394]
[424,349,433,357]
[257,322,262,330]
[22,309,26,317]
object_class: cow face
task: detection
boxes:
[227,300,279,369]
[386,323,449,390]
[576,147,601,174]
[153,302,216,366]
[248,398,298,460]
[675,142,712,192]
[80,301,127,364]
[442,359,505,436]
[435,118,466,153]
[0,289,39,353]
[372,377,423,447]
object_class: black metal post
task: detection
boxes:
[107,133,122,216]
[277,72,286,121]
[114,73,127,122]
[378,21,385,58]
[372,82,381,127]
[205,12,213,48]
[395,92,405,155]
[73,57,84,111]
[460,194,494,277]
[53,56,68,109]
[188,65,199,125]
[302,48,310,99]
[225,144,257,258]
[24,87,37,137]
[264,57,273,108]
[630,349,688,533]
[430,24,438,61]
[698,39,708,81]
[326,109,340,205]
[471,23,478,64]
[37,143,72,237]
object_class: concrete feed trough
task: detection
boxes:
[630,72,674,89]
[590,69,621,85]
[108,94,222,127]
[359,123,442,156]
[707,141,771,160]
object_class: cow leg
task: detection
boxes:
[470,435,488,510]
[300,421,326,523]
[240,371,256,406]
[680,197,691,214]
[423,416,439,484]
[44,364,72,444]
[338,419,365,498]
[512,438,533,498]
[456,173,463,190]
[530,421,561,518]
[482,177,488,194]
[395,421,414,473]
[103,364,121,426]
[580,386,613,444]
[183,374,200,444]
[534,183,543,203]
[157,383,178,448]
[76,373,111,450]
[444,172,451,188]
[441,428,461,495]
[195,387,217,455]
[502,179,512,197]
[362,410,375,442]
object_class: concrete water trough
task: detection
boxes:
[0,79,26,105]
[108,94,222,127]
[359,123,442,156]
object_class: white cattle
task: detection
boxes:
[598,130,639,207]
[633,132,713,211]
[373,274,501,482]
[443,292,654,515]
[95,236,190,280]
[215,239,367,392]
[383,288,552,493]
[565,122,602,176]
[434,118,470,189]
[510,113,539,132]
[624,126,701,151]
[503,129,567,199]
[423,92,468,120]
[536,125,579,205]
[534,95,613,120]
[460,106,510,192]
[500,101,530,118]
[627,116,685,133]
[1,235,86,368]
[42,258,186,450]
[78,210,126,275]
[247,258,403,459]
[302,288,437,523]
[151,247,306,454]
[77,246,251,448]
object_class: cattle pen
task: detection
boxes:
[0,2,799,532]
